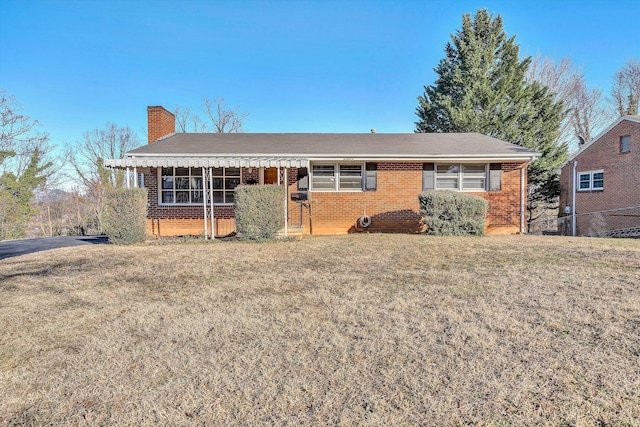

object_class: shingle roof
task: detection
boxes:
[125,132,538,160]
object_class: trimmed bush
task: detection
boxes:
[102,188,148,244]
[234,185,285,241]
[419,190,488,236]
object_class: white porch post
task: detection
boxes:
[572,160,578,237]
[284,168,288,237]
[133,167,138,188]
[520,166,525,233]
[209,167,215,239]
[126,167,130,189]
[202,167,208,239]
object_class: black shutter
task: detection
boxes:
[422,163,434,190]
[365,163,377,191]
[297,167,309,191]
[489,163,502,191]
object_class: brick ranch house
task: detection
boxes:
[104,106,539,237]
[559,115,640,237]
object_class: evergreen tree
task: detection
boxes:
[0,149,51,239]
[415,9,568,222]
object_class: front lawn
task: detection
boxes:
[1,235,639,425]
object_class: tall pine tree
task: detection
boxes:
[415,9,567,223]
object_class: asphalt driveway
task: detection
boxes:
[0,236,109,261]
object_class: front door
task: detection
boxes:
[264,167,278,185]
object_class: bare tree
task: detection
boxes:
[0,90,57,240]
[173,97,247,133]
[174,105,193,133]
[0,90,55,177]
[611,58,640,116]
[526,55,609,150]
[66,123,140,233]
[67,123,140,188]
[29,187,95,237]
[201,97,247,133]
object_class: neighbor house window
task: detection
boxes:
[578,170,604,191]
[311,163,364,191]
[159,167,241,205]
[620,135,631,153]
[435,163,487,191]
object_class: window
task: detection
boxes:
[435,163,487,191]
[159,167,240,205]
[310,163,364,191]
[462,164,487,190]
[311,165,336,189]
[161,167,203,204]
[339,165,362,189]
[212,167,241,204]
[620,135,631,153]
[578,170,604,191]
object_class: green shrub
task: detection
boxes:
[418,190,488,236]
[102,188,148,245]
[234,185,285,241]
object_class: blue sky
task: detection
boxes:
[1,0,638,150]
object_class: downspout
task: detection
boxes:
[520,166,525,233]
[202,167,208,240]
[572,160,577,237]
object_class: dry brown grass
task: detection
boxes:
[1,234,639,426]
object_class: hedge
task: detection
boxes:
[102,188,148,244]
[234,185,284,241]
[418,190,488,236]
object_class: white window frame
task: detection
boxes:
[158,167,242,206]
[435,163,488,192]
[310,163,364,192]
[577,170,604,191]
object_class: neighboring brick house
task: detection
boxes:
[558,115,640,236]
[104,106,539,237]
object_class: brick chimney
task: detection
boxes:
[147,106,175,143]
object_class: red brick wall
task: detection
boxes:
[142,162,527,237]
[147,106,175,143]
[559,119,640,235]
[292,162,526,235]
[479,163,525,234]
[144,167,250,237]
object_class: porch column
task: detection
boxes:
[126,167,130,189]
[284,168,288,237]
[209,167,215,239]
[520,166,525,233]
[202,167,208,239]
[133,167,138,188]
